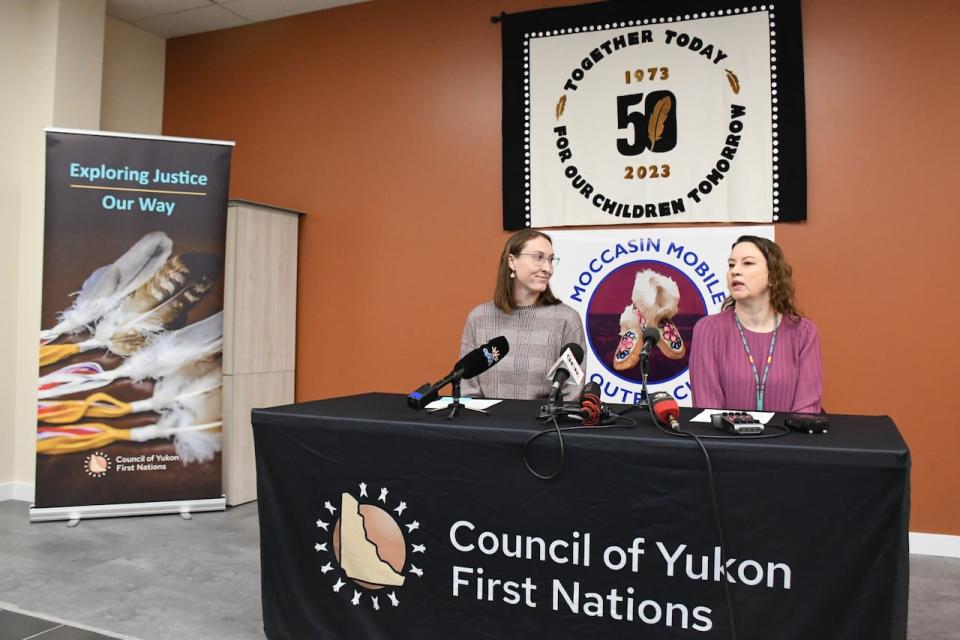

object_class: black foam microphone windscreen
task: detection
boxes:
[565,343,585,364]
[457,336,510,379]
[640,326,661,359]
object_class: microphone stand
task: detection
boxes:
[425,378,473,419]
[638,353,651,409]
[447,380,465,419]
[637,352,668,429]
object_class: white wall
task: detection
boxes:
[52,0,105,127]
[0,0,35,500]
[101,17,165,135]
[0,0,128,501]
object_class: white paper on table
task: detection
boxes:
[424,397,503,411]
[689,409,775,424]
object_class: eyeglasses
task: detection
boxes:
[518,252,560,267]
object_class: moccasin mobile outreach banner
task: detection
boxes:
[34,129,232,518]
[547,226,773,405]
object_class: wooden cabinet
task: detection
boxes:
[222,200,301,505]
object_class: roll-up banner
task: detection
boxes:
[32,129,233,522]
[548,226,773,405]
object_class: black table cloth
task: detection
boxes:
[253,393,909,640]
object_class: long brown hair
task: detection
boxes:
[493,229,561,312]
[721,235,803,319]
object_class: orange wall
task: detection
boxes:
[163,0,960,535]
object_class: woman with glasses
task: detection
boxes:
[459,229,586,401]
[689,235,822,413]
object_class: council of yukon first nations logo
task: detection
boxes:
[314,482,425,610]
[83,451,111,478]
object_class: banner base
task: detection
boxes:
[29,497,226,523]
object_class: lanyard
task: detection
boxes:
[734,313,780,411]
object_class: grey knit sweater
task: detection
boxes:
[459,301,587,401]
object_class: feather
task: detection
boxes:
[37,312,223,399]
[159,380,221,424]
[725,69,741,94]
[154,389,223,464]
[38,365,222,423]
[555,94,567,120]
[647,96,672,151]
[122,312,223,382]
[175,427,221,464]
[37,419,222,457]
[129,365,222,414]
[39,232,173,343]
[52,253,220,362]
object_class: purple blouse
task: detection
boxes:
[689,309,823,413]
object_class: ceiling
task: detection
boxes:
[106,0,371,38]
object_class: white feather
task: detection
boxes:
[37,312,223,399]
[128,418,222,464]
[80,302,167,354]
[174,429,221,465]
[131,366,222,414]
[158,383,222,425]
[156,393,222,465]
[40,232,172,341]
[115,311,223,383]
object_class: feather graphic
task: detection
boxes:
[725,69,741,94]
[173,420,221,464]
[647,96,672,151]
[555,94,567,120]
[39,232,172,343]
[156,387,223,464]
[130,366,222,415]
[37,368,221,456]
[38,366,222,423]
[40,254,220,365]
[37,419,221,457]
[37,312,223,399]
[38,392,132,424]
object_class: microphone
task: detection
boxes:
[580,381,602,426]
[407,336,510,410]
[649,391,681,431]
[639,326,661,362]
[546,343,585,405]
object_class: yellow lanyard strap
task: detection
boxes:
[37,393,133,424]
[37,423,132,455]
[39,343,81,367]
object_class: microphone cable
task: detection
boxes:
[522,407,638,481]
[649,413,738,640]
[645,413,789,640]
[639,356,749,640]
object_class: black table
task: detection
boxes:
[253,393,909,640]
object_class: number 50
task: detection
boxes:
[617,90,678,156]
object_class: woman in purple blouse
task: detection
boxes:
[689,235,823,413]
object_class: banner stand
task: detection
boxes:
[35,128,232,521]
[29,496,226,524]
